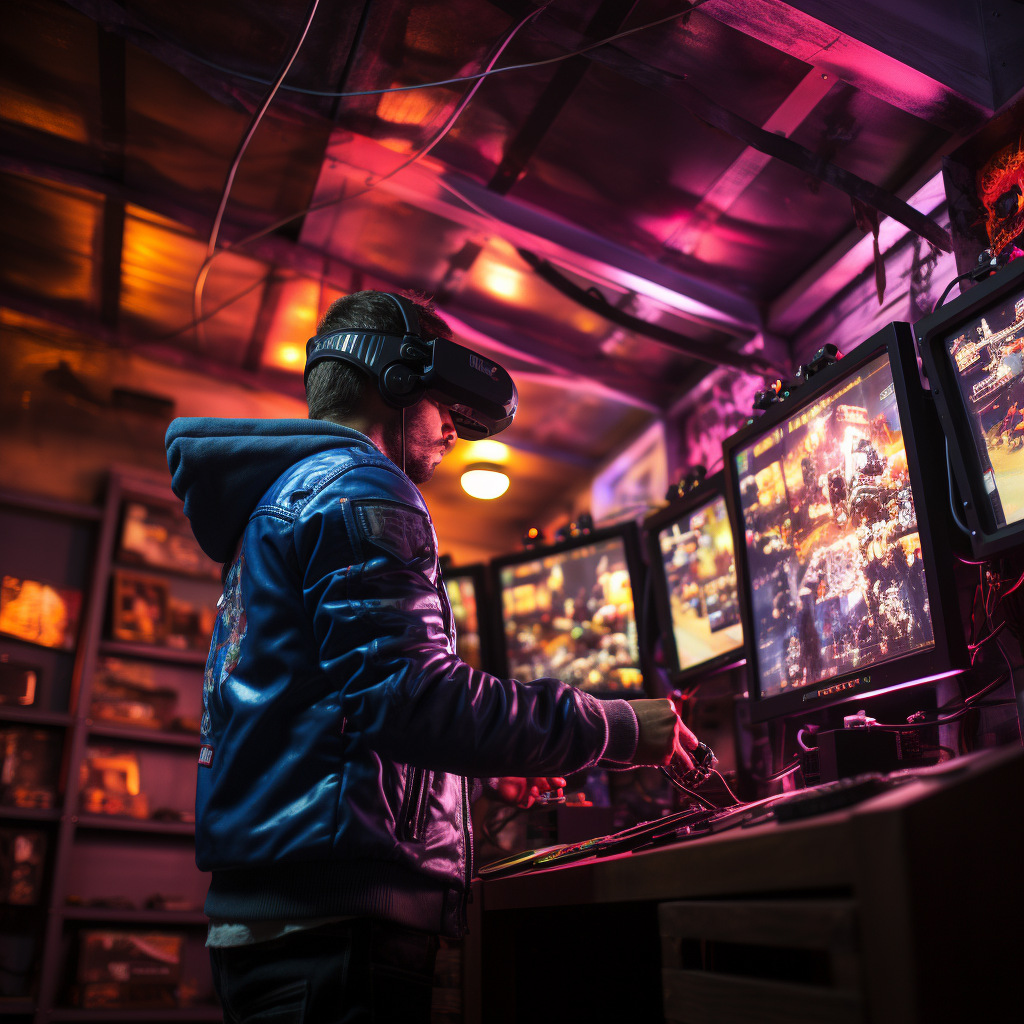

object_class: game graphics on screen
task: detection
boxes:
[944,287,1024,528]
[658,497,744,672]
[445,577,481,669]
[735,354,935,698]
[501,539,643,693]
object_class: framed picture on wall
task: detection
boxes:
[111,572,169,646]
[118,501,220,579]
[0,656,39,706]
[0,576,81,651]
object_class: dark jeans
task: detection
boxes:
[210,919,439,1024]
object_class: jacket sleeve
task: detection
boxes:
[294,464,638,778]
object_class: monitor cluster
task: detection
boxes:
[444,269,1024,719]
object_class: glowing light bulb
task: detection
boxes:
[463,439,510,463]
[461,463,510,500]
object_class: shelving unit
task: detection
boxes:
[87,724,202,749]
[98,642,208,668]
[0,472,219,1020]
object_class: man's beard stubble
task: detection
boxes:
[383,412,438,484]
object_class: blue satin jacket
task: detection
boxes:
[166,418,638,936]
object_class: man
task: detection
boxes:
[166,291,696,1023]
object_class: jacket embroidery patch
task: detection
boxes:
[203,552,247,740]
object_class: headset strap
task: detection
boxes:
[383,293,420,338]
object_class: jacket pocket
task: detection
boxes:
[350,499,437,582]
[397,766,432,843]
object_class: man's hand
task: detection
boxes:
[495,777,567,809]
[628,698,698,767]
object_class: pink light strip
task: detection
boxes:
[834,669,964,705]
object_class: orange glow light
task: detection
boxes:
[263,278,321,373]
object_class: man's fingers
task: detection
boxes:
[672,736,695,771]
[677,720,700,750]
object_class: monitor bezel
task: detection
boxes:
[440,562,496,674]
[722,321,967,723]
[489,523,652,699]
[916,257,1024,559]
[643,473,747,685]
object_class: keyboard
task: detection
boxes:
[477,773,901,879]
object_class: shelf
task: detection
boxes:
[99,642,208,667]
[0,633,76,657]
[112,560,222,585]
[0,487,103,522]
[62,907,208,925]
[88,723,202,748]
[0,805,61,822]
[75,815,195,836]
[0,996,34,1015]
[0,707,72,727]
[50,1008,222,1022]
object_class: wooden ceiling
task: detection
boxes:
[2,0,1016,560]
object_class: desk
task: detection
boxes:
[466,746,1023,1024]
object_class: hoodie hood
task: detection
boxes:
[165,418,380,563]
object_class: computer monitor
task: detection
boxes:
[722,322,967,722]
[644,473,746,683]
[491,525,648,696]
[441,564,491,671]
[917,257,1024,559]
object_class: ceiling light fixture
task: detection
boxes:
[461,462,510,500]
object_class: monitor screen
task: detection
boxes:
[942,285,1024,529]
[445,574,482,669]
[733,350,935,699]
[499,536,643,693]
[657,495,744,673]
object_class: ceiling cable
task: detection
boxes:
[187,1,550,343]
[192,0,323,346]
[172,2,707,100]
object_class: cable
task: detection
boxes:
[933,272,972,312]
[186,2,549,344]
[796,728,816,752]
[946,437,975,542]
[750,760,801,783]
[968,619,1007,652]
[193,0,323,346]
[666,779,720,811]
[160,271,274,340]
[710,768,742,806]
[177,2,708,100]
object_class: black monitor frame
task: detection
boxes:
[916,257,1024,559]
[643,473,747,685]
[722,321,968,723]
[489,523,651,698]
[440,563,496,674]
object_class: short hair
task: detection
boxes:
[305,290,452,421]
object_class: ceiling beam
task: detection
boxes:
[309,138,761,335]
[698,0,995,131]
[0,151,667,408]
[488,0,638,195]
[441,308,661,413]
[665,65,835,257]
[768,165,949,336]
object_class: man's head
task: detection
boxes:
[306,290,457,483]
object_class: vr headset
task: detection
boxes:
[304,293,517,440]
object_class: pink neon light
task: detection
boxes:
[834,669,964,705]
